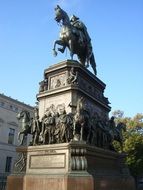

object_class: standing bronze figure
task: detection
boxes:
[53,5,97,75]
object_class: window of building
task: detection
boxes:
[8,128,15,144]
[10,105,13,110]
[5,156,12,173]
[0,101,5,107]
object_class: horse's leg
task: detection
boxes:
[18,132,21,141]
[68,39,74,60]
[18,132,24,145]
[90,53,97,75]
[21,134,24,145]
[58,45,66,53]
[18,131,24,145]
[73,121,80,141]
[53,40,66,56]
[53,40,59,56]
[77,53,86,66]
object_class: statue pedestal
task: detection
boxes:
[37,60,111,119]
[7,142,135,190]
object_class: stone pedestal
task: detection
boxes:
[7,142,135,190]
[37,60,111,119]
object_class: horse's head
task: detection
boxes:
[17,110,30,122]
[54,5,70,24]
[54,5,62,23]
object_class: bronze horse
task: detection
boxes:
[53,5,97,75]
[73,97,90,141]
[17,110,31,145]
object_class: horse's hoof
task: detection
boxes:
[53,50,57,57]
[58,48,64,53]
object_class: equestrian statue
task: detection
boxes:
[53,5,97,75]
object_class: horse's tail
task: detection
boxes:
[90,53,97,75]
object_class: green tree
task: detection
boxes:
[123,133,143,177]
[111,110,143,179]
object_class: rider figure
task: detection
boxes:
[41,108,55,144]
[70,15,92,63]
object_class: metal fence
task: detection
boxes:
[0,175,7,190]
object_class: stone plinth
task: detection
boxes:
[37,60,111,119]
[7,142,135,190]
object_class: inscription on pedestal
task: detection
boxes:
[29,154,65,169]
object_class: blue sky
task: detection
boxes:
[0,0,143,117]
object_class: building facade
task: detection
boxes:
[0,93,34,176]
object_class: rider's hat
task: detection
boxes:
[70,15,79,22]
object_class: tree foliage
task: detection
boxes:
[111,110,143,177]
[124,133,143,176]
